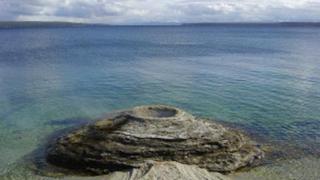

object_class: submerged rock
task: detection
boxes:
[46,105,263,175]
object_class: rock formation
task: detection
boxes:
[46,105,263,175]
[107,161,230,180]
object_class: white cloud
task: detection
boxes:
[0,0,320,24]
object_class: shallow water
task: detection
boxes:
[0,25,320,179]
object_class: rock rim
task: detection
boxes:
[46,105,264,175]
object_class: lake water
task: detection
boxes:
[0,25,320,179]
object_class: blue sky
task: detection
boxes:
[1,0,320,24]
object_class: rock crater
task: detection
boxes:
[46,105,263,175]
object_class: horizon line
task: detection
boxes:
[0,21,320,29]
[1,20,320,25]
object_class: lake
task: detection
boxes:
[0,25,320,179]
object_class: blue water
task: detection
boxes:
[0,25,320,178]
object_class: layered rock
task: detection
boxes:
[46,105,263,175]
[107,161,230,180]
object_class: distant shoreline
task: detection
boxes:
[0,21,109,29]
[0,21,320,29]
[181,22,320,27]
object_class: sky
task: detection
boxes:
[0,0,320,24]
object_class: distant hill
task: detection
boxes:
[181,22,320,27]
[0,21,109,29]
[1,21,319,29]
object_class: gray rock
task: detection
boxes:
[107,161,231,180]
[47,105,263,175]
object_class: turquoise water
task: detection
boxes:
[0,25,320,179]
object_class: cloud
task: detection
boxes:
[0,0,319,24]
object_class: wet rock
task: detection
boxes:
[107,161,231,180]
[46,105,263,175]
